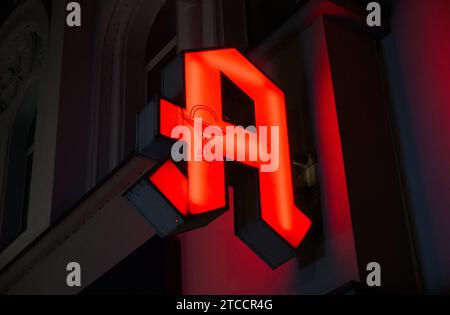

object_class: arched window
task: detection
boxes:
[0,85,37,252]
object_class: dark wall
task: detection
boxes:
[51,0,96,223]
[383,0,450,293]
[82,236,181,295]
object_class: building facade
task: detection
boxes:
[0,0,449,294]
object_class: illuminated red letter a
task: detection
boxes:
[150,49,311,268]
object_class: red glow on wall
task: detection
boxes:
[151,48,311,248]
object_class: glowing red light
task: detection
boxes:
[151,49,311,248]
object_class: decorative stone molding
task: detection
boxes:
[0,29,43,112]
[0,0,48,113]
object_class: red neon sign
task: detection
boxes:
[150,49,311,249]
